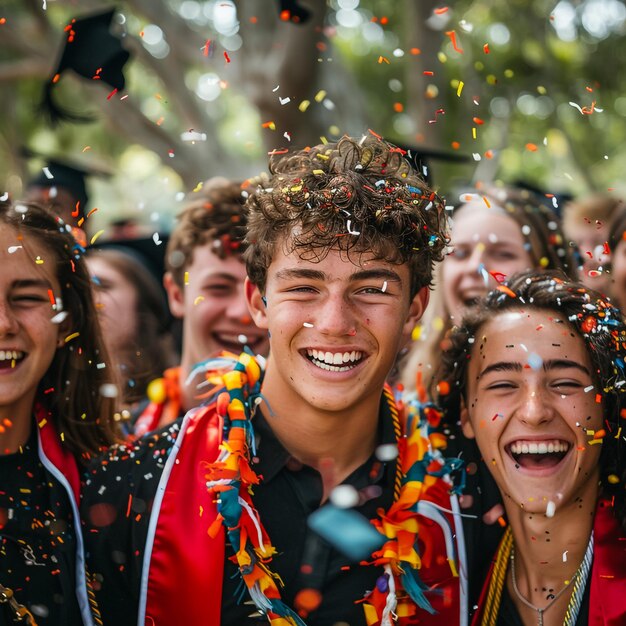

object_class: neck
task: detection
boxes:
[0,397,35,455]
[503,479,598,618]
[260,367,382,499]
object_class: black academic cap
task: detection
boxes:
[277,0,312,23]
[389,140,473,186]
[28,159,90,209]
[41,8,130,124]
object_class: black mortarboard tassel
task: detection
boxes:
[40,8,130,124]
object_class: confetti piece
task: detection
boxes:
[456,81,464,97]
[223,51,231,63]
[378,56,390,64]
[35,256,44,265]
[279,96,291,105]
[64,332,80,343]
[483,43,490,54]
[434,7,449,14]
[299,100,311,112]
[525,143,538,152]
[473,117,484,125]
[303,322,314,328]
[90,230,105,244]
[153,232,162,246]
[194,296,205,305]
[262,121,276,130]
[545,500,556,517]
[496,285,517,298]
[86,207,98,218]
[106,88,118,100]
[445,30,463,53]
[184,271,189,285]
[429,108,445,124]
[314,90,327,102]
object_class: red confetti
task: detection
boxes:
[445,30,464,53]
[106,88,118,100]
[473,117,485,125]
[47,289,56,306]
[223,51,231,63]
[428,108,445,124]
[483,43,490,54]
[489,271,507,283]
[203,40,211,57]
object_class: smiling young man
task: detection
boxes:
[132,177,270,434]
[82,136,466,625]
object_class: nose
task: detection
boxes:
[316,293,356,337]
[0,301,19,336]
[225,286,253,324]
[516,385,554,427]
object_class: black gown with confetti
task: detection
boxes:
[0,429,83,625]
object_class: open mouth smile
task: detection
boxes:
[305,349,363,372]
[0,350,25,370]
[506,439,571,470]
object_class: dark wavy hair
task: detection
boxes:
[436,270,626,526]
[244,135,449,297]
[166,177,249,287]
[0,199,119,461]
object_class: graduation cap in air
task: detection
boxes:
[389,140,473,187]
[40,8,130,124]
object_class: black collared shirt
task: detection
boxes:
[221,408,397,625]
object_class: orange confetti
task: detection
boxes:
[586,86,593,92]
[203,40,211,57]
[47,289,56,306]
[445,30,464,54]
[380,16,389,25]
[594,429,606,439]
[451,141,460,149]
[410,48,421,55]
[368,129,382,139]
[393,102,404,112]
[496,285,517,298]
[483,43,490,54]
[473,117,485,125]
[249,16,258,23]
[280,10,290,20]
[434,7,449,14]
[526,143,538,152]
[82,146,91,152]
[262,121,276,130]
[378,56,390,64]
[423,71,434,76]
[485,149,494,159]
[0,18,6,25]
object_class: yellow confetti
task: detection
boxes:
[38,418,48,428]
[299,100,311,112]
[314,90,327,102]
[64,332,80,343]
[90,230,105,244]
[35,256,44,265]
[472,127,476,139]
[194,296,205,305]
[312,169,324,175]
[457,81,464,97]
[184,271,189,285]
[378,56,390,64]
[193,181,204,192]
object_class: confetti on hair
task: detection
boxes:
[496,285,517,298]
[90,230,105,244]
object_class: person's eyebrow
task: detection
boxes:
[479,361,522,378]
[274,268,326,281]
[349,269,403,283]
[201,272,240,282]
[542,359,591,377]
[12,278,52,290]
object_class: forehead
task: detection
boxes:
[469,309,590,370]
[268,242,411,282]
[0,227,61,287]
[452,203,524,242]
[187,242,246,276]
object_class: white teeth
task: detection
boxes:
[0,350,24,361]
[510,440,570,455]
[306,348,363,369]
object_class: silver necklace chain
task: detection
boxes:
[510,531,594,626]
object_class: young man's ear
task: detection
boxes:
[245,277,269,330]
[163,271,185,319]
[400,286,429,345]
[460,396,476,439]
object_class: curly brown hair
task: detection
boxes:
[244,135,449,297]
[436,270,626,527]
[166,177,250,287]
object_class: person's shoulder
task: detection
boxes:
[83,419,183,492]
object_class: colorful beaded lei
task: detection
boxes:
[202,351,461,625]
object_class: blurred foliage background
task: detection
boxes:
[1,0,624,235]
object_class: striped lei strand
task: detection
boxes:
[481,527,593,626]
[204,353,449,625]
